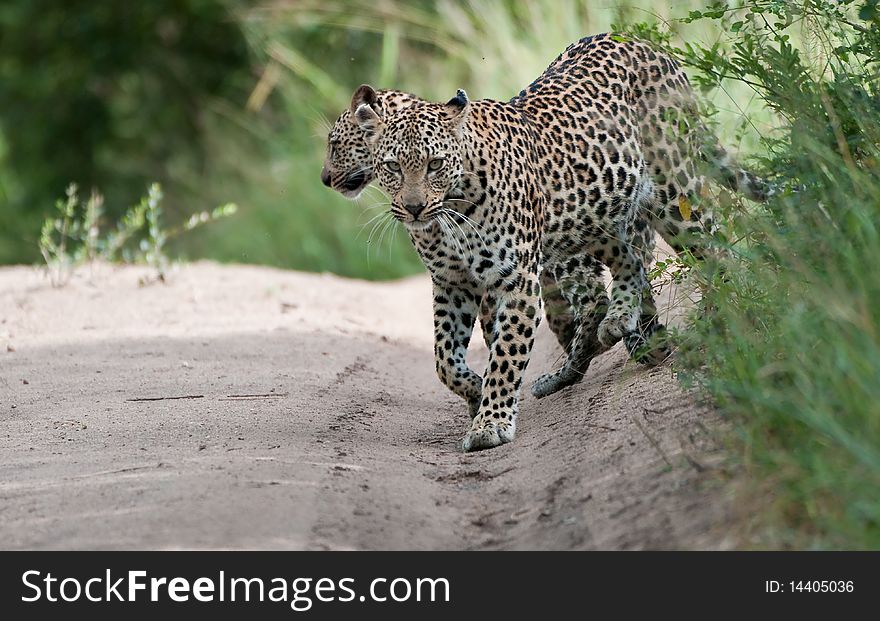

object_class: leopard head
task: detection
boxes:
[319,85,381,198]
[354,89,470,229]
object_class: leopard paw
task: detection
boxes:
[531,366,583,398]
[597,311,639,348]
[623,323,671,366]
[461,418,515,452]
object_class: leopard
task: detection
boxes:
[354,89,546,452]
[351,72,658,449]
[321,35,774,399]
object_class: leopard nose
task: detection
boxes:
[404,203,426,218]
[320,168,332,187]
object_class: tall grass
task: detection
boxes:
[631,1,880,548]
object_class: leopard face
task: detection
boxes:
[321,110,374,198]
[354,92,469,229]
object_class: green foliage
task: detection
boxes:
[623,0,880,548]
[0,0,251,264]
[38,183,237,286]
[38,184,96,287]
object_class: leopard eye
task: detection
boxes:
[428,158,445,172]
[384,160,401,173]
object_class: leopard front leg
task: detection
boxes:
[431,280,483,418]
[621,215,670,365]
[622,284,671,365]
[474,294,497,418]
[462,273,542,452]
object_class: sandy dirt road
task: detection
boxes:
[0,261,734,549]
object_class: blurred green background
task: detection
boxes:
[0,0,747,279]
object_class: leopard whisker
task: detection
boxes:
[444,196,488,221]
[377,214,397,259]
[357,200,394,214]
[364,210,393,247]
[387,217,401,261]
[361,184,385,199]
[357,209,392,238]
[438,214,465,258]
[448,214,470,257]
[346,164,375,177]
[436,215,457,255]
[441,211,472,255]
[441,208,486,245]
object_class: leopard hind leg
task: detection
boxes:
[531,257,609,398]
[621,212,671,365]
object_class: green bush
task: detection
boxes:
[625,0,880,548]
[0,0,251,265]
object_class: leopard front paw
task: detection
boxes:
[461,418,516,452]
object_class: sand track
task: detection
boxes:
[0,262,733,549]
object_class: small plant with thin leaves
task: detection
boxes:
[39,184,103,287]
[38,182,238,286]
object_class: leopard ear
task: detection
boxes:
[354,103,385,143]
[444,89,470,132]
[350,84,379,115]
